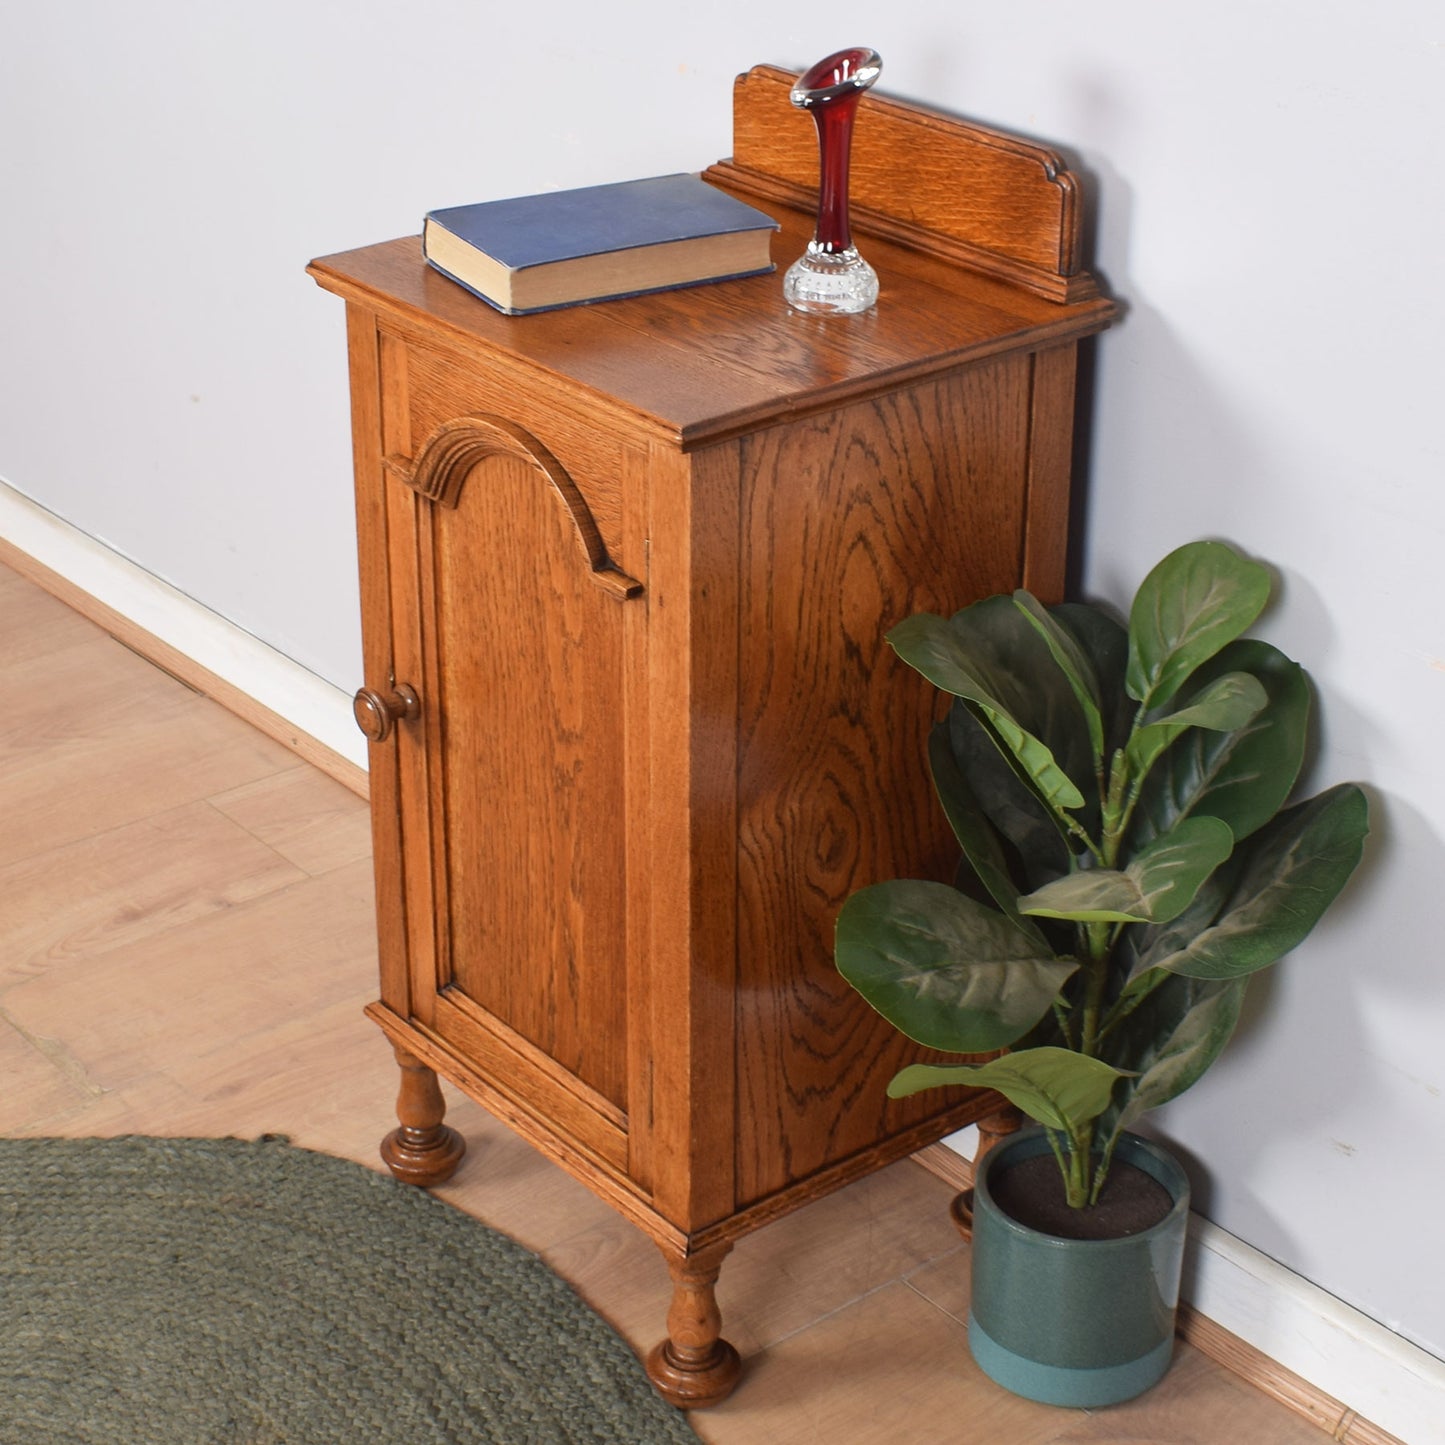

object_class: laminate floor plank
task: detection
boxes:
[3,857,377,1092]
[0,562,100,663]
[542,1155,967,1361]
[0,655,298,868]
[429,1096,627,1256]
[19,992,392,1154]
[694,1276,1068,1445]
[0,563,1337,1444]
[208,765,373,877]
[0,1012,97,1131]
[0,799,308,990]
[0,631,188,760]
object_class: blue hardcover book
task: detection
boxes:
[422,173,779,315]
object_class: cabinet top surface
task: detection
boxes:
[309,195,1114,448]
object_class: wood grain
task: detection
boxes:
[643,439,742,1230]
[621,437,658,1197]
[349,308,411,1016]
[0,800,305,986]
[1178,1305,1408,1445]
[400,332,632,559]
[0,1017,94,1131]
[709,63,1094,302]
[308,217,1114,450]
[207,767,372,877]
[1021,343,1081,600]
[379,1042,467,1186]
[392,413,642,598]
[3,858,377,1091]
[547,1155,964,1363]
[0,631,296,871]
[425,435,632,1112]
[0,556,101,662]
[732,362,1031,1201]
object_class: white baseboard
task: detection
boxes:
[942,1130,1443,1445]
[1187,1219,1444,1445]
[0,480,367,781]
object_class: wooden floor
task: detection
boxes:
[0,559,1335,1444]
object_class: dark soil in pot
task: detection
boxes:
[989,1153,1173,1240]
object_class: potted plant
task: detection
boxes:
[835,540,1368,1406]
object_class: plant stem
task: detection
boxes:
[1051,997,1076,1048]
[1045,1128,1070,1192]
[1066,1124,1093,1208]
[1089,1131,1121,1206]
[1099,748,1129,862]
[1065,817,1106,865]
[1045,1129,1092,1209]
[1079,921,1111,1058]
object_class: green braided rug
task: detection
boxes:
[0,1135,697,1445]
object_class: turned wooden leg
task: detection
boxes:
[644,1242,742,1410]
[975,1102,1023,1167]
[951,1103,1024,1241]
[379,1044,466,1187]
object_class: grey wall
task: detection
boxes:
[3,1,1441,1359]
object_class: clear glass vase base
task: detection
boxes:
[783,246,879,315]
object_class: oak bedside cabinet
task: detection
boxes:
[308,65,1115,1408]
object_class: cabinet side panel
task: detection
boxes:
[734,359,1031,1205]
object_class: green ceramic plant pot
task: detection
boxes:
[968,1128,1190,1407]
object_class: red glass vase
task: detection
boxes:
[783,48,882,315]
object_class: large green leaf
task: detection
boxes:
[1053,603,1131,757]
[986,710,1087,814]
[835,880,1076,1053]
[1123,671,1268,780]
[1115,865,1233,992]
[1013,590,1105,763]
[1132,640,1310,848]
[948,701,1072,886]
[1017,816,1235,924]
[1095,974,1247,1152]
[1126,541,1271,710]
[888,1047,1126,1134]
[889,599,1091,816]
[928,723,1049,946]
[1134,783,1369,980]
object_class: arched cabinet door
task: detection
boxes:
[389,413,642,1169]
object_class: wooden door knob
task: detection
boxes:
[352,683,419,742]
